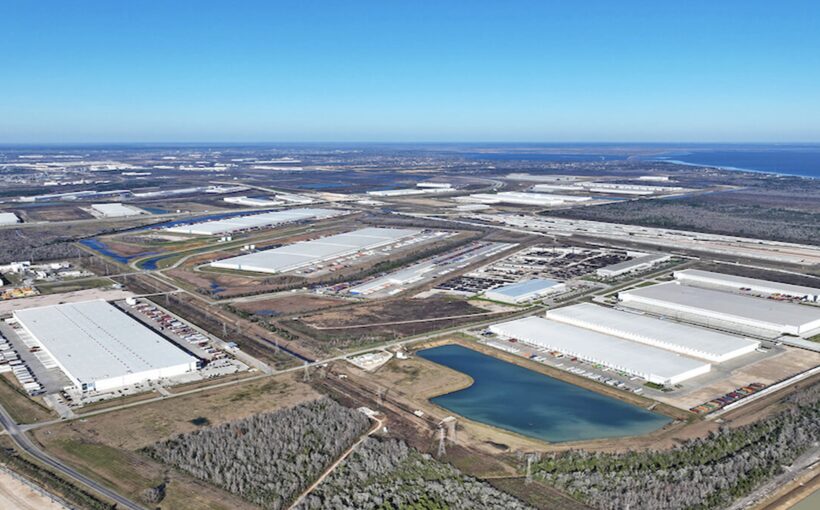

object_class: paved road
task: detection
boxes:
[0,404,145,510]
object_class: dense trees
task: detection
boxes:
[144,398,370,509]
[532,384,820,510]
[298,437,532,510]
[548,197,820,246]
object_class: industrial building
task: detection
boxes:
[489,316,711,385]
[596,252,671,278]
[532,182,685,196]
[367,187,450,197]
[223,196,285,207]
[211,227,422,274]
[0,212,21,225]
[673,269,820,302]
[458,191,592,207]
[349,264,436,296]
[483,278,566,304]
[619,282,820,337]
[13,300,198,393]
[416,182,452,189]
[546,303,759,362]
[166,208,343,235]
[91,203,145,218]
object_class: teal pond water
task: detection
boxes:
[418,344,670,443]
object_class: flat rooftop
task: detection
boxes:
[212,227,422,274]
[599,253,668,273]
[166,208,342,235]
[91,203,143,217]
[547,303,759,360]
[675,269,820,297]
[487,278,562,298]
[490,316,710,383]
[13,300,197,387]
[620,282,820,330]
[0,212,21,225]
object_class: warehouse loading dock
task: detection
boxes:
[489,316,711,385]
[619,282,820,337]
[546,303,759,362]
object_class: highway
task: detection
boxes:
[0,403,145,510]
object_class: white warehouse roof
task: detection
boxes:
[597,253,671,277]
[674,269,820,301]
[91,203,144,217]
[166,208,343,235]
[212,227,421,274]
[546,303,759,362]
[489,316,711,385]
[619,282,820,336]
[13,300,197,392]
[484,278,565,304]
[461,191,591,206]
[0,212,21,225]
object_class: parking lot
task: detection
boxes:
[437,244,630,296]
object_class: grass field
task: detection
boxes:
[35,278,115,295]
[0,374,54,424]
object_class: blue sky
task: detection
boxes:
[1,1,819,143]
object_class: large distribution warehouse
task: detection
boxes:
[0,212,21,225]
[166,208,343,235]
[674,269,820,302]
[13,300,198,393]
[91,203,145,218]
[483,278,565,304]
[546,303,759,362]
[211,227,422,274]
[619,282,820,337]
[489,316,711,385]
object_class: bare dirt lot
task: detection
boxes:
[233,293,348,317]
[656,347,820,410]
[166,267,305,298]
[14,206,93,222]
[280,296,510,350]
[0,469,67,510]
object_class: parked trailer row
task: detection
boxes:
[689,382,766,414]
[130,302,226,360]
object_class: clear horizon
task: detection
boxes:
[2,1,819,143]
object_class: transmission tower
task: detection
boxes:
[525,454,534,485]
[440,416,457,444]
[302,361,310,382]
[436,426,446,457]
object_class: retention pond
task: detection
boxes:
[417,344,670,443]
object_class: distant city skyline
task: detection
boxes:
[2,1,819,143]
